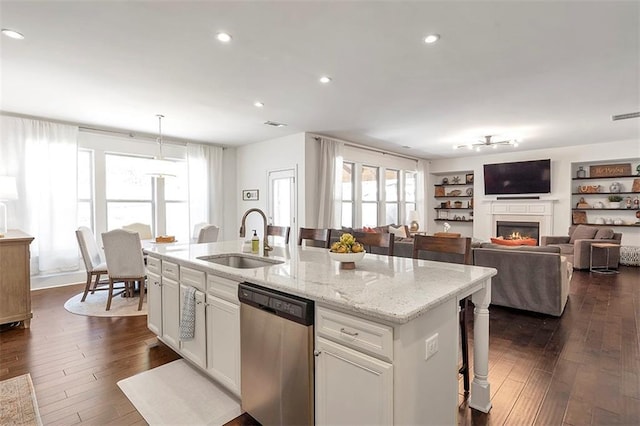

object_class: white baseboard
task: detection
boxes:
[31,271,85,290]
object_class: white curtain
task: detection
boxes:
[0,116,79,274]
[317,137,344,228]
[417,159,428,229]
[187,143,224,234]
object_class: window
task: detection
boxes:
[77,149,94,230]
[164,161,189,242]
[105,154,155,231]
[385,169,399,225]
[341,162,354,228]
[340,162,417,229]
[404,171,417,222]
[361,165,379,227]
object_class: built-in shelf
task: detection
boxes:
[572,192,638,196]
[434,196,472,199]
[572,208,640,211]
[572,175,638,180]
[434,183,473,187]
[435,207,473,210]
[434,219,473,223]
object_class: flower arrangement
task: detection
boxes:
[330,233,364,253]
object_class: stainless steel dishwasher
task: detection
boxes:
[238,282,314,425]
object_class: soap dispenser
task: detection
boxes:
[251,230,259,254]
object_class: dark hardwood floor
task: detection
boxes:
[1,267,638,425]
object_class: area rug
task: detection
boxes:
[64,290,147,317]
[0,373,43,426]
[117,359,242,425]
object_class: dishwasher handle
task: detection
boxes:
[239,282,314,326]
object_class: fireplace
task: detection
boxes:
[496,221,540,244]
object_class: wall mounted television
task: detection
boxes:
[483,159,551,195]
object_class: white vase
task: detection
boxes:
[609,201,621,209]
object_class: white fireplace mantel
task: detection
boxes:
[489,199,556,236]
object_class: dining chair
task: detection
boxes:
[412,234,472,394]
[298,227,330,248]
[122,223,153,240]
[197,225,220,243]
[352,231,395,256]
[191,222,208,242]
[75,226,120,302]
[101,229,147,311]
[267,225,291,244]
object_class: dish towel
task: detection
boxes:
[179,286,196,341]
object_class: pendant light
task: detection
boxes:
[147,114,176,178]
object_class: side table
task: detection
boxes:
[590,243,620,274]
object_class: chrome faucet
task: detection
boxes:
[239,208,273,256]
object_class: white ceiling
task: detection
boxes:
[1,1,638,159]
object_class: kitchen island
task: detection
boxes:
[144,240,496,425]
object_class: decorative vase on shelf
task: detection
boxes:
[576,166,586,178]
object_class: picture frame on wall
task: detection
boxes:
[242,189,259,201]
[438,210,448,219]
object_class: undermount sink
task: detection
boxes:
[197,253,284,269]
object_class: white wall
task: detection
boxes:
[235,132,307,241]
[428,139,640,246]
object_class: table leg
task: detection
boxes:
[469,281,492,413]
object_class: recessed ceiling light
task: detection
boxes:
[254,101,264,108]
[216,32,232,42]
[424,34,440,44]
[2,29,24,40]
[319,76,332,84]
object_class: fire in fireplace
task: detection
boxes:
[496,221,540,243]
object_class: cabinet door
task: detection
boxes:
[206,294,241,397]
[161,276,180,350]
[315,336,393,426]
[180,286,207,368]
[147,270,162,336]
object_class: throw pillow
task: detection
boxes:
[363,226,378,233]
[569,224,598,243]
[594,228,614,240]
[389,225,407,238]
[490,237,537,246]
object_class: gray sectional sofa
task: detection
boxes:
[473,243,572,316]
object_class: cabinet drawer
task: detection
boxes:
[207,274,240,304]
[180,266,206,292]
[316,306,393,362]
[146,256,161,273]
[161,261,179,281]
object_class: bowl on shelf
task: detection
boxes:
[328,251,366,270]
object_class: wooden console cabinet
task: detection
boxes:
[0,230,34,328]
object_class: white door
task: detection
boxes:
[268,168,297,245]
[315,336,393,425]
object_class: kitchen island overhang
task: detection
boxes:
[144,240,497,422]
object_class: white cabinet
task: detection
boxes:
[147,270,162,336]
[315,306,393,425]
[161,260,180,350]
[315,336,393,425]
[205,273,241,397]
[205,293,241,397]
[146,256,162,336]
[180,285,207,368]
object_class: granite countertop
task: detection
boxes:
[144,240,496,324]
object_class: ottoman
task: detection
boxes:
[620,246,640,266]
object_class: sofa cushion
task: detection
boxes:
[480,243,561,254]
[569,224,598,243]
[594,228,615,240]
